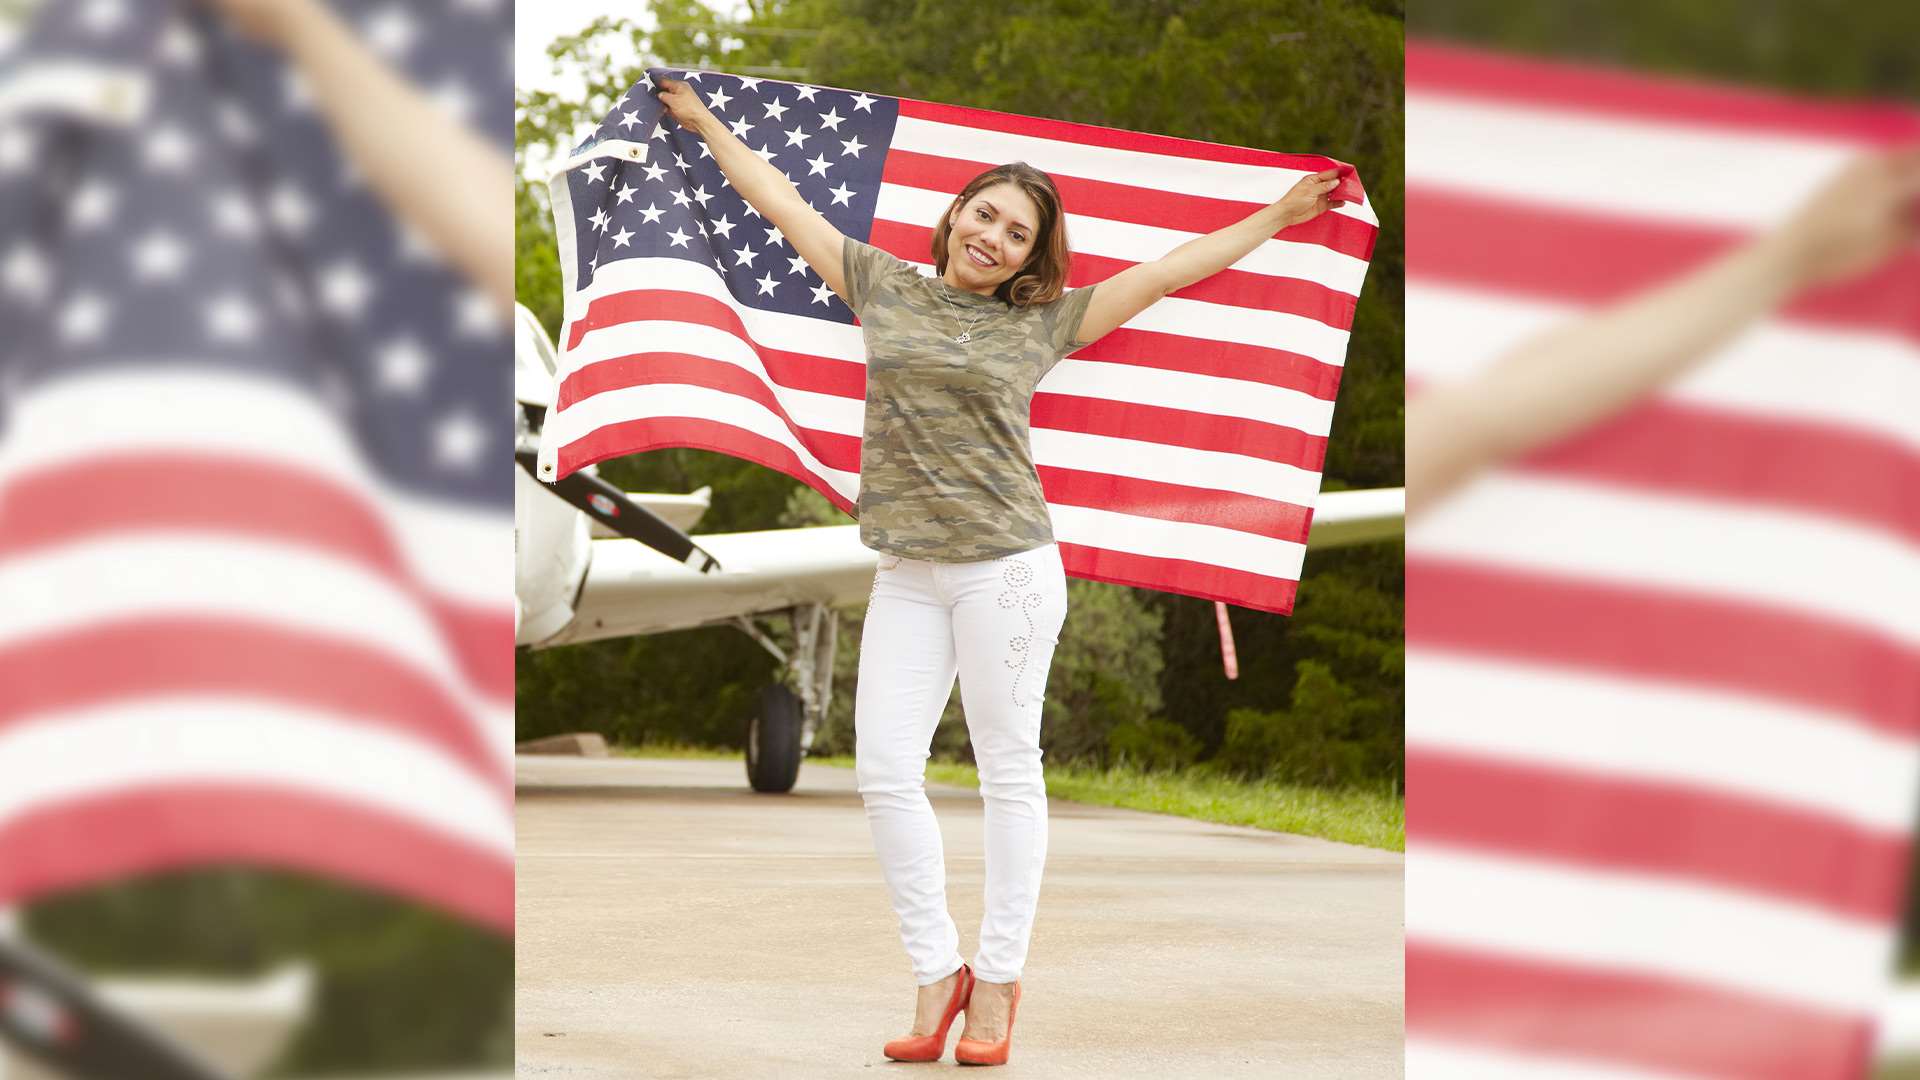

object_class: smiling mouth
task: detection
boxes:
[965,244,996,269]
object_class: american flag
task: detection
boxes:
[1405,42,1920,1078]
[536,67,1378,615]
[0,0,513,933]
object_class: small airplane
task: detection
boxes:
[514,305,1406,793]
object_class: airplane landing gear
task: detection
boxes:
[746,684,802,794]
[734,602,838,794]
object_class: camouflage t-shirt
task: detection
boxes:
[843,238,1098,562]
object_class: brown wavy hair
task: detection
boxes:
[931,162,1070,308]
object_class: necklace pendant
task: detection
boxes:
[956,332,971,344]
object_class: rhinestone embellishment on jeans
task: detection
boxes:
[997,560,1045,705]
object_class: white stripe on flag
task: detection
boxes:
[1406,92,1863,226]
[1406,651,1920,833]
[1407,283,1920,454]
[1409,845,1897,1015]
[0,370,511,612]
[0,700,513,856]
[563,258,868,360]
[0,534,511,770]
[890,114,1382,226]
[1049,503,1307,580]
[1410,474,1920,647]
[1030,428,1326,508]
[875,181,1373,294]
[543,381,860,496]
[1406,1039,1698,1080]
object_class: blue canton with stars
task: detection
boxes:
[0,0,512,508]
[563,68,900,325]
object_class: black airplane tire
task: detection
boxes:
[746,683,803,794]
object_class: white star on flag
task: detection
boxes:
[130,230,189,282]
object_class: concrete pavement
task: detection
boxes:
[515,756,1403,1078]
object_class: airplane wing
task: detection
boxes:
[1308,487,1406,548]
[529,488,1404,649]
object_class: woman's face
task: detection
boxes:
[944,181,1043,294]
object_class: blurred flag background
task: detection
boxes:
[1404,7,1920,1080]
[0,0,511,1074]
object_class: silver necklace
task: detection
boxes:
[935,280,990,345]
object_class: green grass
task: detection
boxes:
[611,742,1403,851]
[611,741,742,761]
[809,755,1403,852]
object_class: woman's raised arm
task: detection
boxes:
[198,0,514,318]
[654,76,849,299]
[1071,168,1343,345]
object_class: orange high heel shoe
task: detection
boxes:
[883,964,975,1062]
[953,979,1021,1066]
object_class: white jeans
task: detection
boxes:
[854,541,1068,986]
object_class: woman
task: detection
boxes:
[654,75,1342,1065]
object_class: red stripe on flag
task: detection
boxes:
[1036,464,1312,544]
[1409,748,1908,921]
[1059,541,1298,615]
[1407,558,1920,738]
[880,148,1380,263]
[561,319,866,404]
[1407,40,1920,145]
[0,457,511,701]
[556,350,860,474]
[556,355,856,472]
[565,288,807,353]
[0,618,510,797]
[1033,393,1329,473]
[1409,186,1920,340]
[1406,941,1875,1080]
[868,219,1359,329]
[1071,327,1343,400]
[0,785,512,934]
[429,600,513,704]
[1514,398,1920,547]
[895,97,1370,189]
[555,416,856,515]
